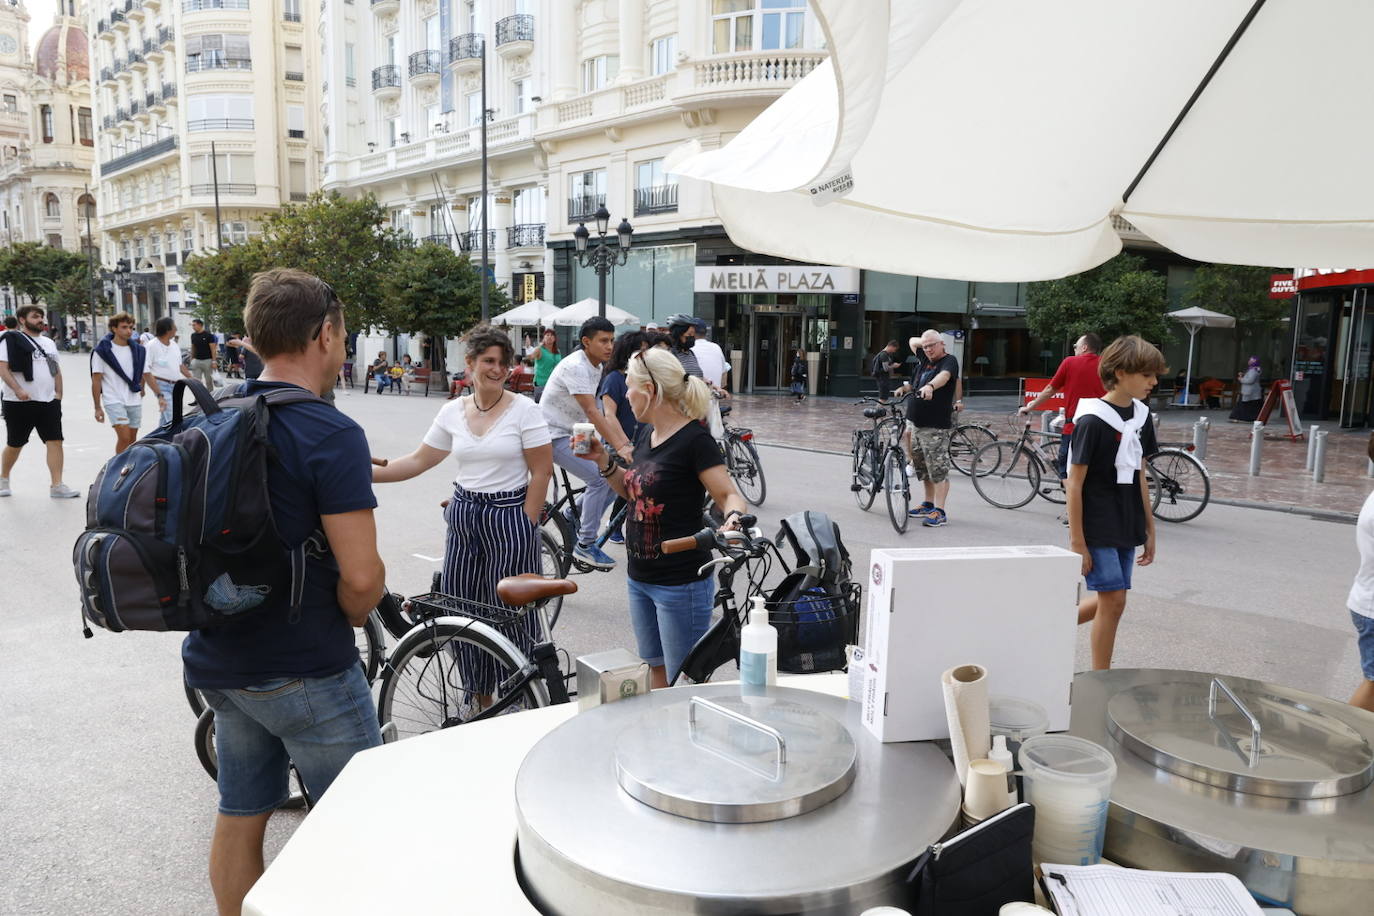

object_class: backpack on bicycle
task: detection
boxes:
[768,510,860,673]
[73,378,325,635]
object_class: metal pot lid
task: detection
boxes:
[1106,674,1374,799]
[614,694,857,824]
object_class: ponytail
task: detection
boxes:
[627,346,713,420]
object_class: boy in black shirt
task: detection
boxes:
[1067,335,1166,670]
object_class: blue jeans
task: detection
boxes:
[627,576,714,681]
[1352,611,1374,681]
[551,435,615,546]
[1084,546,1135,592]
[200,666,381,815]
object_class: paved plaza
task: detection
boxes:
[1,353,1366,914]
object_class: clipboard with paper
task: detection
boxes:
[1040,863,1263,916]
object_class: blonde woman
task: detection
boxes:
[584,346,747,687]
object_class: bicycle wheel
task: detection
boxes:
[851,434,878,510]
[376,618,551,742]
[1148,449,1210,523]
[949,424,996,476]
[883,448,911,534]
[971,441,1040,509]
[727,436,767,506]
[539,529,566,629]
[194,708,308,809]
[540,503,574,577]
[1037,451,1067,504]
[357,613,384,684]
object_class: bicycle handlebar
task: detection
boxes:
[661,515,760,555]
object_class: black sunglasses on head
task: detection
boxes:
[311,280,340,340]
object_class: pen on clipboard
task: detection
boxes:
[1046,872,1080,915]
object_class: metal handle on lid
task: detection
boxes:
[1209,677,1261,767]
[688,696,787,767]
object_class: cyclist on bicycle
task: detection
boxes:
[583,345,747,687]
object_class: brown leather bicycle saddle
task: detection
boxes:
[496,574,578,607]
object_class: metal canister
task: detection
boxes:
[575,649,651,711]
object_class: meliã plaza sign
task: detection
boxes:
[694,265,861,295]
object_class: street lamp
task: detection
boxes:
[573,205,632,319]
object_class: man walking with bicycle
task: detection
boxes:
[182,269,386,915]
[896,330,959,527]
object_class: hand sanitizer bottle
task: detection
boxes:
[989,734,1017,804]
[740,596,778,690]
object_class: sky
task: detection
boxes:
[27,0,60,53]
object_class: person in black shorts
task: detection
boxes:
[0,305,80,498]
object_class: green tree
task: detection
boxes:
[1026,253,1173,349]
[378,240,509,383]
[1182,263,1285,371]
[180,238,269,334]
[0,243,90,320]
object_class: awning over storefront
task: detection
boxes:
[671,0,1374,281]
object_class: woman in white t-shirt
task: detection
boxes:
[374,326,553,701]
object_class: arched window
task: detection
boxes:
[44,192,60,218]
[77,193,96,221]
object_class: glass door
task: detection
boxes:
[753,315,779,389]
[1338,288,1374,428]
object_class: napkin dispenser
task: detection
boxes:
[576,649,651,711]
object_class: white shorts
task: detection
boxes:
[104,401,143,428]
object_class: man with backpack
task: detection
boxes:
[180,269,386,915]
[871,340,900,400]
[0,305,80,498]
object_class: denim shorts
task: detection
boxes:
[1084,546,1135,592]
[627,576,714,681]
[1352,611,1374,681]
[200,666,382,816]
[103,400,142,429]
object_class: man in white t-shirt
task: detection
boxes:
[688,317,731,439]
[90,311,156,454]
[0,305,80,498]
[146,316,193,427]
[1348,432,1374,714]
[539,316,634,569]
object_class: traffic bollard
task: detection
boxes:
[1193,417,1210,461]
[1249,421,1264,476]
[1306,425,1320,471]
[1313,430,1330,483]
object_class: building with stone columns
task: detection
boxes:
[86,0,325,330]
[0,0,99,319]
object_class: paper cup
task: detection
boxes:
[963,758,1012,821]
[571,422,596,455]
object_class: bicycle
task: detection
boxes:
[849,395,913,533]
[969,415,1068,509]
[668,514,859,686]
[947,410,997,477]
[1145,443,1211,523]
[718,402,767,506]
[540,465,630,590]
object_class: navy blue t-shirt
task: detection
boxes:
[598,369,637,442]
[182,381,378,688]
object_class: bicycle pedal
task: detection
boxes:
[849,483,863,491]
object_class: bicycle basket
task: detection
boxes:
[769,581,860,675]
[405,592,533,628]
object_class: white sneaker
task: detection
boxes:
[0,477,10,497]
[50,483,80,499]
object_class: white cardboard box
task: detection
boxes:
[860,546,1080,743]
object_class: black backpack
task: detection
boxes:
[73,379,326,636]
[768,511,860,673]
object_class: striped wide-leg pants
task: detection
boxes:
[440,485,541,695]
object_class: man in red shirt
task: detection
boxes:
[1019,333,1104,478]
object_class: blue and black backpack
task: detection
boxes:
[73,378,326,635]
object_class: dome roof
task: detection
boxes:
[35,22,89,83]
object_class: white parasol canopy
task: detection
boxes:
[670,0,1374,282]
[1168,307,1236,406]
[549,298,642,328]
[491,299,559,326]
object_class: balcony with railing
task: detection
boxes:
[126,0,145,21]
[634,184,678,217]
[187,55,252,72]
[283,8,300,21]
[183,0,249,10]
[448,33,482,72]
[506,223,544,249]
[421,234,451,248]
[161,83,177,101]
[287,128,305,139]
[460,229,496,252]
[129,99,144,117]
[370,0,397,14]
[110,9,126,27]
[188,118,254,131]
[495,13,533,57]
[100,66,115,85]
[408,50,443,85]
[145,90,156,108]
[101,114,116,130]
[143,0,161,10]
[115,106,131,123]
[567,194,605,224]
[289,191,308,201]
[371,64,400,96]
[128,49,146,70]
[189,182,256,195]
[543,50,828,132]
[97,18,112,37]
[285,70,305,81]
[158,26,174,46]
[99,134,177,176]
[145,38,162,60]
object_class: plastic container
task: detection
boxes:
[988,695,1050,756]
[740,596,778,688]
[988,735,1017,805]
[1018,734,1117,866]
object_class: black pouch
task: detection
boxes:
[906,802,1036,916]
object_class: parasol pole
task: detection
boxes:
[1183,323,1199,406]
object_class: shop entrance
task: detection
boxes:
[1335,288,1374,428]
[749,312,802,390]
